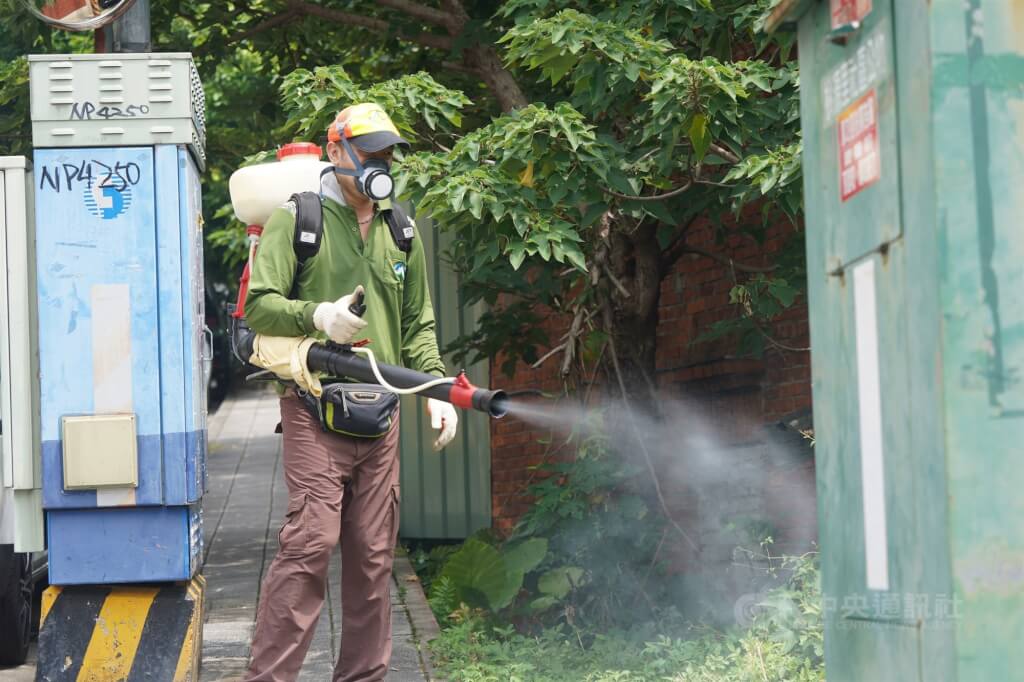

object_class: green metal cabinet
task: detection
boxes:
[768,1,1024,679]
[398,213,492,539]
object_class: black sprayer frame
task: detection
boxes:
[232,322,508,418]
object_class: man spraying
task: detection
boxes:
[242,103,458,682]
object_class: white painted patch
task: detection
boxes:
[91,283,136,507]
[91,284,133,412]
[853,259,888,591]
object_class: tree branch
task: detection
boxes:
[680,246,777,273]
[603,179,693,202]
[601,300,699,553]
[224,10,299,45]
[560,304,590,377]
[660,215,700,271]
[282,1,454,51]
[531,342,567,369]
[399,31,453,51]
[529,307,598,371]
[442,60,483,77]
[709,142,740,164]
[464,43,528,111]
[376,0,455,28]
[285,0,388,29]
[751,315,810,353]
[437,0,527,111]
[439,0,471,28]
[241,0,525,112]
[601,264,632,299]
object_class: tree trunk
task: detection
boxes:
[465,44,528,112]
[439,0,527,112]
[604,221,664,413]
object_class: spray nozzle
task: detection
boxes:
[448,370,509,418]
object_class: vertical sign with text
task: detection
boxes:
[838,90,880,202]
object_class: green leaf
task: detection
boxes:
[558,117,582,150]
[745,72,772,92]
[502,538,548,575]
[528,596,560,612]
[769,279,798,307]
[565,246,588,272]
[511,212,530,236]
[535,238,552,260]
[546,54,577,85]
[688,113,711,162]
[488,568,524,611]
[451,185,469,212]
[657,223,679,249]
[760,166,781,194]
[605,169,635,195]
[468,191,484,220]
[538,567,586,599]
[643,200,676,225]
[439,539,518,611]
[580,203,606,227]
[510,249,527,271]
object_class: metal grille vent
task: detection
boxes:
[189,61,206,142]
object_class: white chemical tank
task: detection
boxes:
[229,142,331,226]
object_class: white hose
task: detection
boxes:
[348,345,455,395]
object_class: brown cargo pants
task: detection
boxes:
[244,390,401,682]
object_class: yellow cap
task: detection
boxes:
[327,103,410,151]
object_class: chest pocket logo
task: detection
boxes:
[392,261,407,282]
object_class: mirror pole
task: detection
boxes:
[111,0,150,52]
[93,26,108,53]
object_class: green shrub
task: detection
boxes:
[429,552,824,681]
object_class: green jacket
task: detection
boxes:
[245,190,447,379]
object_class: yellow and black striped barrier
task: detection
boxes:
[36,575,205,681]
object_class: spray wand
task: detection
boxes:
[232,289,510,418]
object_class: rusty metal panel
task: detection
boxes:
[398,213,491,539]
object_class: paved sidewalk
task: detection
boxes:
[200,384,433,681]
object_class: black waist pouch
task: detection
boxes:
[299,383,399,438]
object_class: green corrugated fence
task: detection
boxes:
[398,212,491,539]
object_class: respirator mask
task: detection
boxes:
[322,133,414,253]
[326,136,395,202]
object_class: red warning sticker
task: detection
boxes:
[831,0,872,29]
[838,89,880,202]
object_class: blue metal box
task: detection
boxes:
[33,145,206,583]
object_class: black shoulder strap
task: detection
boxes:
[289,191,323,299]
[382,203,414,254]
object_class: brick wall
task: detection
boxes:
[490,311,575,533]
[490,218,814,540]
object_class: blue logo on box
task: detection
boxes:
[83,183,132,220]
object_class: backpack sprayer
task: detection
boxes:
[226,142,509,419]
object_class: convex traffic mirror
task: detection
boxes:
[24,0,137,31]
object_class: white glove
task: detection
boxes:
[313,285,368,344]
[427,398,458,451]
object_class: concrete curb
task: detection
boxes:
[392,550,442,681]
